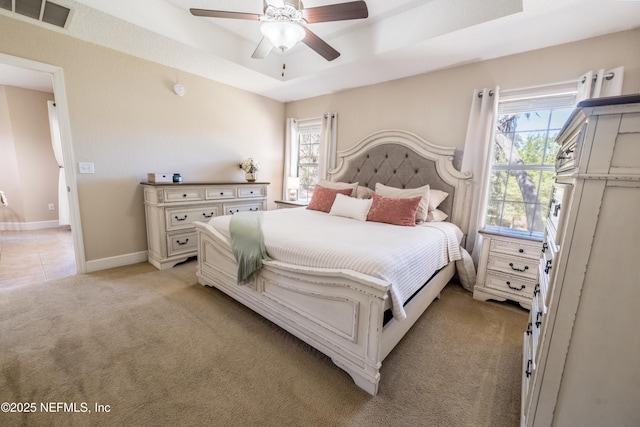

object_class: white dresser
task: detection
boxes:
[521,95,640,427]
[473,231,541,309]
[142,182,269,270]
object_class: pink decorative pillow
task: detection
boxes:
[307,185,354,213]
[366,193,422,227]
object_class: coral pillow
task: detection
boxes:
[307,185,354,213]
[366,193,422,227]
[374,183,430,223]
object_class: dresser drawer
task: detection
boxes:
[165,206,219,231]
[163,188,203,203]
[205,187,236,200]
[485,272,536,299]
[237,186,266,198]
[224,203,262,215]
[555,122,585,172]
[166,231,197,256]
[486,254,538,280]
[489,238,540,259]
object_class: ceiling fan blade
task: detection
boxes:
[252,37,274,59]
[265,0,285,7]
[302,1,368,24]
[190,8,261,21]
[302,27,340,61]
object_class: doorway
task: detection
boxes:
[0,53,85,281]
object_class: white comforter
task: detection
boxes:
[208,208,463,320]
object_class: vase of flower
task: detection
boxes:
[238,158,260,182]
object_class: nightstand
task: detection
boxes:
[274,200,308,209]
[473,229,542,309]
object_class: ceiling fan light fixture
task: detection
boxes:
[260,20,305,52]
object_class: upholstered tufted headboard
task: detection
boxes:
[328,130,473,238]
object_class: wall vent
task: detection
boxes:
[1,0,71,29]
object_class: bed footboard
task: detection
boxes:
[195,221,392,395]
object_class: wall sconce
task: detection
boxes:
[287,176,300,201]
[173,83,186,96]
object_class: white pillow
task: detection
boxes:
[329,193,372,221]
[374,183,430,223]
[355,186,374,199]
[429,189,449,212]
[318,180,358,197]
[427,208,448,222]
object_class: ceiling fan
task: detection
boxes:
[190,0,369,61]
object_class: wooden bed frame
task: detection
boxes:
[194,130,472,395]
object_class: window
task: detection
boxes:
[485,94,574,239]
[295,119,322,202]
[284,114,337,202]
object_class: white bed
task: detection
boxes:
[194,129,472,395]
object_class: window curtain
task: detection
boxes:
[460,87,500,266]
[461,67,623,268]
[283,117,299,200]
[47,101,69,226]
[318,113,338,180]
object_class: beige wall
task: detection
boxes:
[0,85,57,224]
[286,29,640,163]
[0,15,285,263]
[2,10,638,268]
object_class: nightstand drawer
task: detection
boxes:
[163,188,203,203]
[485,272,535,299]
[490,238,540,259]
[167,231,197,256]
[486,254,538,280]
[165,206,219,230]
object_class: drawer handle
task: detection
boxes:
[526,322,532,336]
[554,204,561,216]
[506,281,525,291]
[182,193,187,198]
[545,260,553,274]
[542,242,548,253]
[535,311,543,328]
[526,359,532,378]
[250,191,254,194]
[518,248,524,253]
[220,192,224,195]
[533,283,540,296]
[202,212,214,219]
[176,238,189,246]
[509,263,529,272]
[249,207,258,211]
[174,215,188,221]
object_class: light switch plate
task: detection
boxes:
[79,162,95,174]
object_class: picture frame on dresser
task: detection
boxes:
[142,181,269,270]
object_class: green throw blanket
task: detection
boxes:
[229,211,271,285]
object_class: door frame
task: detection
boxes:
[0,52,86,273]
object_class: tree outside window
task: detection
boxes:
[486,107,572,238]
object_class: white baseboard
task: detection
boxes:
[85,251,149,273]
[0,220,61,231]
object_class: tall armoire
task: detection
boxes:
[521,94,640,426]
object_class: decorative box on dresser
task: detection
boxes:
[521,95,640,427]
[142,182,269,270]
[473,230,541,309]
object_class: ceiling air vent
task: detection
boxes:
[2,0,71,29]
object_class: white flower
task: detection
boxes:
[238,158,260,173]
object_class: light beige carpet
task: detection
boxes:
[0,260,527,427]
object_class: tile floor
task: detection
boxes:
[0,226,76,289]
